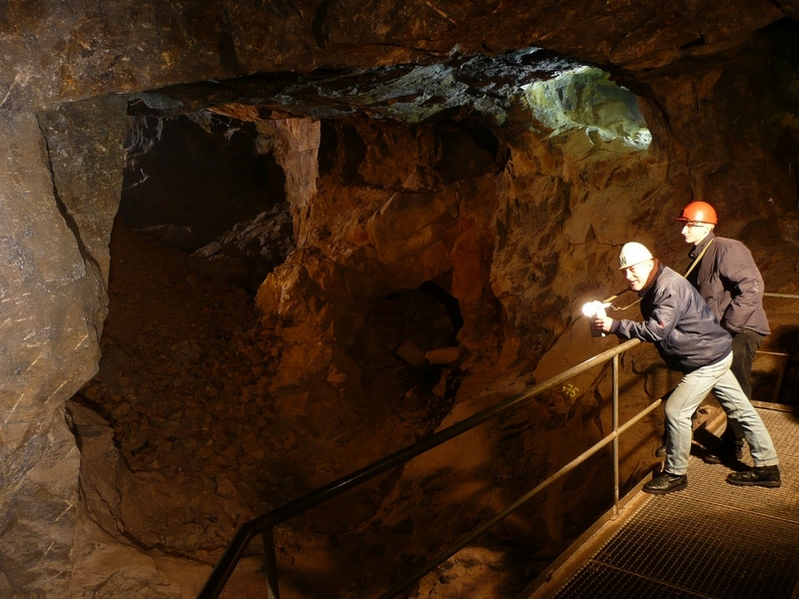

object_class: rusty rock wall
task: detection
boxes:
[247,47,799,592]
[247,114,664,597]
[0,1,797,597]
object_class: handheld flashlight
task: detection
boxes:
[582,300,611,337]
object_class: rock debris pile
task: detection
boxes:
[73,222,457,573]
[194,201,296,292]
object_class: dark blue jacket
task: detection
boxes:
[611,264,732,372]
[687,232,770,336]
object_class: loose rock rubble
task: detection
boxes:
[73,221,460,585]
[194,201,296,292]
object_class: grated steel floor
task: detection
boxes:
[544,406,799,599]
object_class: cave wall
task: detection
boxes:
[119,114,287,252]
[0,1,798,597]
[248,60,799,593]
[248,26,799,594]
[0,97,126,596]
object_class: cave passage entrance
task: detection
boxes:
[72,45,655,596]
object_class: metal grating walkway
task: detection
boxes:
[526,406,799,599]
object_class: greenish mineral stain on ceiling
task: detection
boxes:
[137,48,651,152]
[522,66,651,149]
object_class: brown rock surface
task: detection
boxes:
[0,107,115,597]
[0,1,793,111]
[70,221,462,596]
[0,2,797,598]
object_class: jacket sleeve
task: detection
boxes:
[716,243,763,333]
[612,286,681,343]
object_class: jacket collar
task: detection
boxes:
[638,260,662,296]
[689,231,716,260]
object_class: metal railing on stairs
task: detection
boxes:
[199,291,799,599]
[197,337,648,599]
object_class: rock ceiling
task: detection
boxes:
[3,1,796,121]
[130,47,585,122]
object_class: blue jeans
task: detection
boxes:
[720,329,766,449]
[664,352,779,475]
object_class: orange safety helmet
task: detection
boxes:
[676,201,718,224]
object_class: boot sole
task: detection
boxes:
[727,479,781,488]
[643,482,687,495]
[703,455,743,465]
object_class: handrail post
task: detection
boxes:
[612,353,620,517]
[263,528,280,599]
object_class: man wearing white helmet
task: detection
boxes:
[594,242,780,494]
[677,201,770,464]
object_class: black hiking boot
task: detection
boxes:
[643,472,688,495]
[726,465,781,488]
[703,445,744,465]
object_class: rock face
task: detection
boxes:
[0,1,794,111]
[0,2,798,598]
[120,113,287,253]
[0,104,121,596]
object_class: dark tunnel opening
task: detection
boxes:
[120,113,288,254]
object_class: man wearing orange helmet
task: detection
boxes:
[677,200,770,464]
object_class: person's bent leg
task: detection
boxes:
[663,366,719,475]
[645,366,719,495]
[713,369,778,467]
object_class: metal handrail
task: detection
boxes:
[197,337,643,599]
[197,290,799,598]
[378,291,799,596]
[378,353,670,599]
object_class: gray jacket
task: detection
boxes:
[687,233,770,336]
[611,264,732,373]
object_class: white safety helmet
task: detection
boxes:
[618,242,653,270]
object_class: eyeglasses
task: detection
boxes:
[682,221,708,229]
